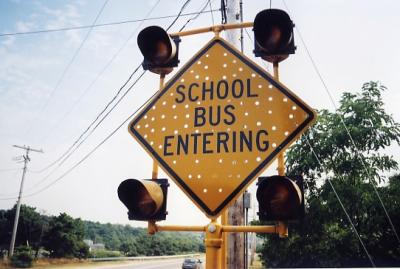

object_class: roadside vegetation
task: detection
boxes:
[0,207,204,267]
[258,82,400,267]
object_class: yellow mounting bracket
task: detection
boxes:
[169,22,253,38]
[147,220,286,269]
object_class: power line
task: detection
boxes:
[0,10,219,38]
[14,0,204,196]
[59,69,145,166]
[304,137,376,267]
[41,0,109,109]
[0,71,148,201]
[209,0,215,26]
[30,89,154,198]
[33,69,146,189]
[30,0,163,173]
[32,0,211,175]
[24,0,109,136]
[281,0,400,246]
[166,0,192,31]
[2,97,150,200]
[39,0,163,144]
[28,69,146,190]
[179,0,212,32]
[30,64,142,174]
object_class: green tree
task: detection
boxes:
[0,205,203,259]
[10,245,34,268]
[83,220,204,256]
[119,240,138,256]
[259,82,400,267]
[0,205,47,257]
[42,213,89,258]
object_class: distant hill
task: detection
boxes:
[84,220,204,256]
[0,205,204,257]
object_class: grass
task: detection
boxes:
[0,258,120,269]
[1,254,261,269]
[0,256,188,269]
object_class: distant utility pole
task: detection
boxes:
[225,0,246,268]
[9,145,43,257]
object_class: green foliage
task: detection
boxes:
[259,82,400,267]
[83,221,141,251]
[0,206,204,259]
[0,205,47,257]
[119,240,138,256]
[83,221,204,256]
[10,245,34,268]
[89,249,122,258]
[42,213,89,259]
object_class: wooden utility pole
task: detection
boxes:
[9,145,43,257]
[250,203,257,265]
[225,0,245,268]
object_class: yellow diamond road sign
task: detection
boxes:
[129,37,316,218]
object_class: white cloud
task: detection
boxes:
[1,36,15,47]
[0,47,58,109]
[65,30,83,47]
[42,3,80,29]
[15,20,36,32]
[37,2,83,46]
[75,0,86,7]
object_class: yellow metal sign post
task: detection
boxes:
[147,220,287,269]
[128,22,317,269]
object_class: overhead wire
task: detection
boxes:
[179,0,213,32]
[58,69,145,168]
[29,4,216,144]
[246,21,370,263]
[35,0,202,168]
[29,64,142,174]
[39,0,109,111]
[209,0,215,26]
[242,10,373,265]
[166,0,192,31]
[37,0,207,175]
[28,69,146,190]
[281,0,400,246]
[0,10,218,38]
[30,0,163,173]
[24,0,109,136]
[0,78,154,201]
[305,136,376,267]
[2,0,207,199]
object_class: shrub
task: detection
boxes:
[10,246,34,268]
[89,249,122,258]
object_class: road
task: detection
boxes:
[86,258,204,269]
[97,259,181,269]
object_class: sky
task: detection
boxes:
[0,0,400,228]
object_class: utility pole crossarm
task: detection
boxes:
[12,144,44,153]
